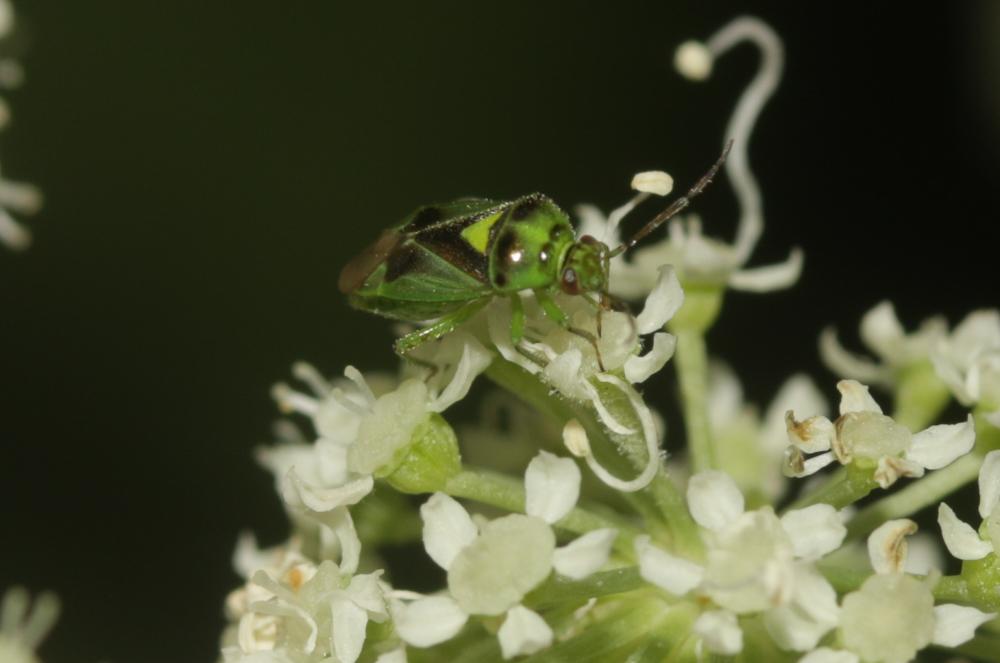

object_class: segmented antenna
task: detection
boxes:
[609,140,733,258]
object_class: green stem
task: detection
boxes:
[523,598,697,663]
[444,468,640,552]
[934,575,972,603]
[485,358,701,552]
[525,566,643,610]
[784,465,877,512]
[951,632,1000,662]
[847,454,982,539]
[673,329,715,473]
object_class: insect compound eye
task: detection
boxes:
[560,267,581,295]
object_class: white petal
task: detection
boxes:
[393,596,468,648]
[819,328,889,386]
[623,332,676,383]
[938,503,992,560]
[281,470,373,513]
[798,648,859,663]
[635,265,684,335]
[867,519,917,574]
[429,338,492,412]
[343,572,388,618]
[986,408,1000,428]
[780,504,847,560]
[542,348,584,394]
[331,597,368,663]
[978,449,1000,519]
[837,380,883,415]
[686,470,744,532]
[859,301,905,360]
[787,450,838,478]
[906,415,976,470]
[785,412,835,454]
[374,648,408,663]
[525,451,581,524]
[631,170,674,196]
[764,375,829,449]
[497,606,553,659]
[764,566,840,651]
[552,529,617,580]
[574,203,615,244]
[693,610,742,655]
[727,247,803,292]
[488,302,542,375]
[873,455,925,489]
[635,535,703,595]
[931,603,997,647]
[707,361,744,427]
[331,507,362,575]
[420,493,478,570]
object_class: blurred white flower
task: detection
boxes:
[0,0,40,251]
[820,301,948,387]
[784,380,975,487]
[708,362,828,501]
[930,309,1000,425]
[0,588,59,663]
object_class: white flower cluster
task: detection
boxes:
[212,15,1000,663]
[785,379,975,488]
[0,0,40,251]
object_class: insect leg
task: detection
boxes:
[509,294,526,345]
[534,289,606,371]
[393,298,491,358]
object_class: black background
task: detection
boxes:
[1,2,998,661]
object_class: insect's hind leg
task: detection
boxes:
[393,298,491,359]
[534,289,606,371]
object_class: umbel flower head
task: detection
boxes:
[208,14,1000,663]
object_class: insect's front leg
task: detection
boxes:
[394,298,491,358]
[533,288,606,371]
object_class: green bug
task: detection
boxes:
[338,146,730,361]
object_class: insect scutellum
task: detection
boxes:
[339,144,730,361]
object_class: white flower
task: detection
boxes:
[937,449,1000,560]
[931,309,1000,424]
[636,470,845,653]
[397,452,616,658]
[784,380,976,488]
[836,520,995,663]
[708,362,828,500]
[0,0,40,251]
[0,588,59,663]
[820,301,948,387]
[268,336,490,496]
[222,534,391,663]
[488,277,678,493]
[577,18,801,299]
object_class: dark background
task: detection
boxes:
[1,2,998,661]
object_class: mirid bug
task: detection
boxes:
[339,144,731,360]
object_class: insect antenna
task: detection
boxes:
[609,140,733,258]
